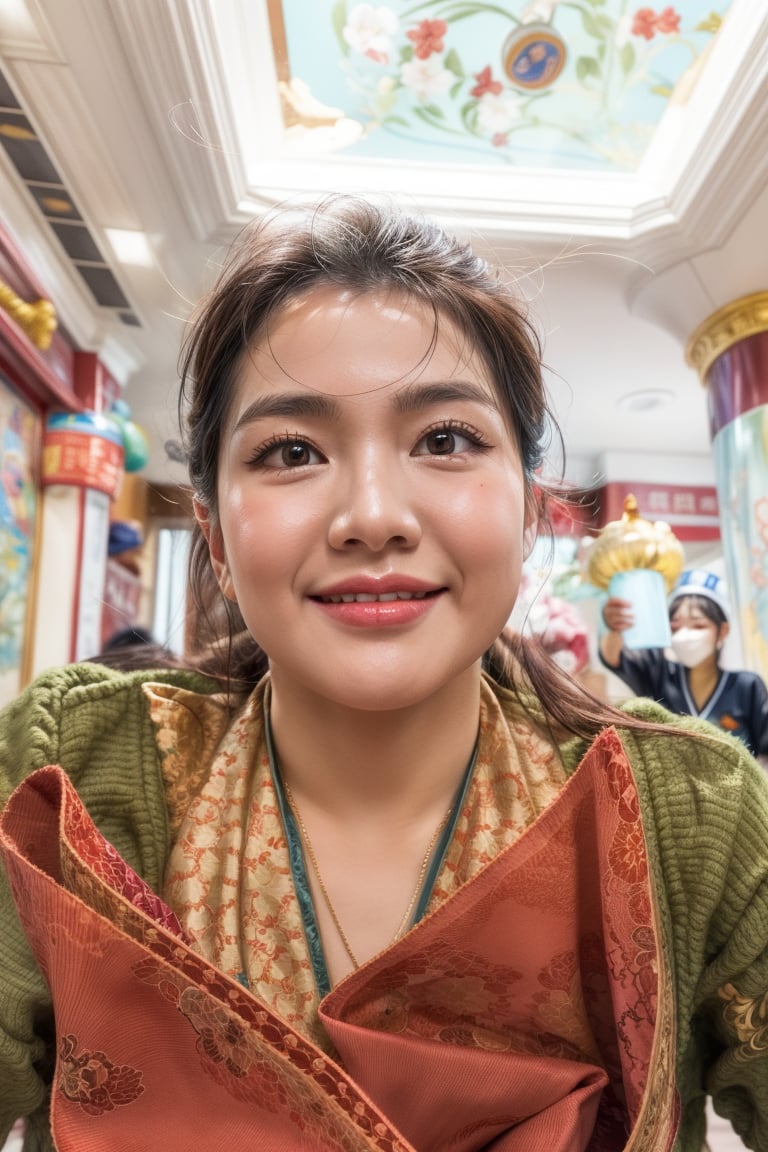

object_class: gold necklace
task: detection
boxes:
[283,780,452,971]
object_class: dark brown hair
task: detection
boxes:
[669,593,728,629]
[179,196,682,741]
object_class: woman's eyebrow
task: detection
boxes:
[232,380,499,433]
[394,380,500,414]
[232,392,342,432]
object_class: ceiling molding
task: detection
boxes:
[108,0,251,245]
[0,0,63,64]
[2,2,217,313]
[630,2,768,269]
[8,0,763,267]
[90,0,768,269]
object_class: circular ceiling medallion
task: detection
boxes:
[502,24,567,90]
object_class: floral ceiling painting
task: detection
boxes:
[275,1,734,170]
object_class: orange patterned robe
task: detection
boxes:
[0,677,678,1151]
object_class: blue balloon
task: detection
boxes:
[122,420,150,472]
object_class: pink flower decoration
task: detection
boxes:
[631,6,681,39]
[631,8,658,39]
[535,595,590,674]
[471,65,503,98]
[406,18,448,60]
[491,131,509,148]
[655,6,681,34]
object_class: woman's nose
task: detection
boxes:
[327,454,422,552]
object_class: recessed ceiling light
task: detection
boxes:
[617,389,675,412]
[105,228,155,267]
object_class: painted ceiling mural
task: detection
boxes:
[276,1,733,170]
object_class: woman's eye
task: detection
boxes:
[414,426,484,457]
[255,439,323,468]
[425,429,457,455]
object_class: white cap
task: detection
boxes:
[669,568,730,618]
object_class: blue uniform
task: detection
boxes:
[600,646,768,756]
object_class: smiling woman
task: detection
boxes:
[1,196,768,1152]
[198,285,530,716]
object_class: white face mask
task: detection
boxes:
[669,628,717,669]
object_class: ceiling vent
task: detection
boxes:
[0,64,140,326]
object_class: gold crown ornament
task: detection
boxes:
[586,494,685,593]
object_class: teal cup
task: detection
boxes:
[608,569,671,650]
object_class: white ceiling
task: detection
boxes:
[1,0,767,489]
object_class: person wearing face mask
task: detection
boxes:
[599,568,768,756]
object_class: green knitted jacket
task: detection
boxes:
[1,662,767,1152]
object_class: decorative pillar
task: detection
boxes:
[35,412,124,669]
[686,292,768,679]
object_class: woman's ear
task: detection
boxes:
[717,621,730,649]
[193,497,237,601]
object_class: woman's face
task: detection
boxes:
[669,597,726,668]
[203,286,536,711]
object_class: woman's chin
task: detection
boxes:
[270,659,481,716]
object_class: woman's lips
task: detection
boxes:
[316,590,432,604]
[310,588,443,627]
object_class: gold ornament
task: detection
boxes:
[0,278,57,350]
[586,493,684,593]
[685,291,768,382]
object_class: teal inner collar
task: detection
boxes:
[265,703,478,998]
